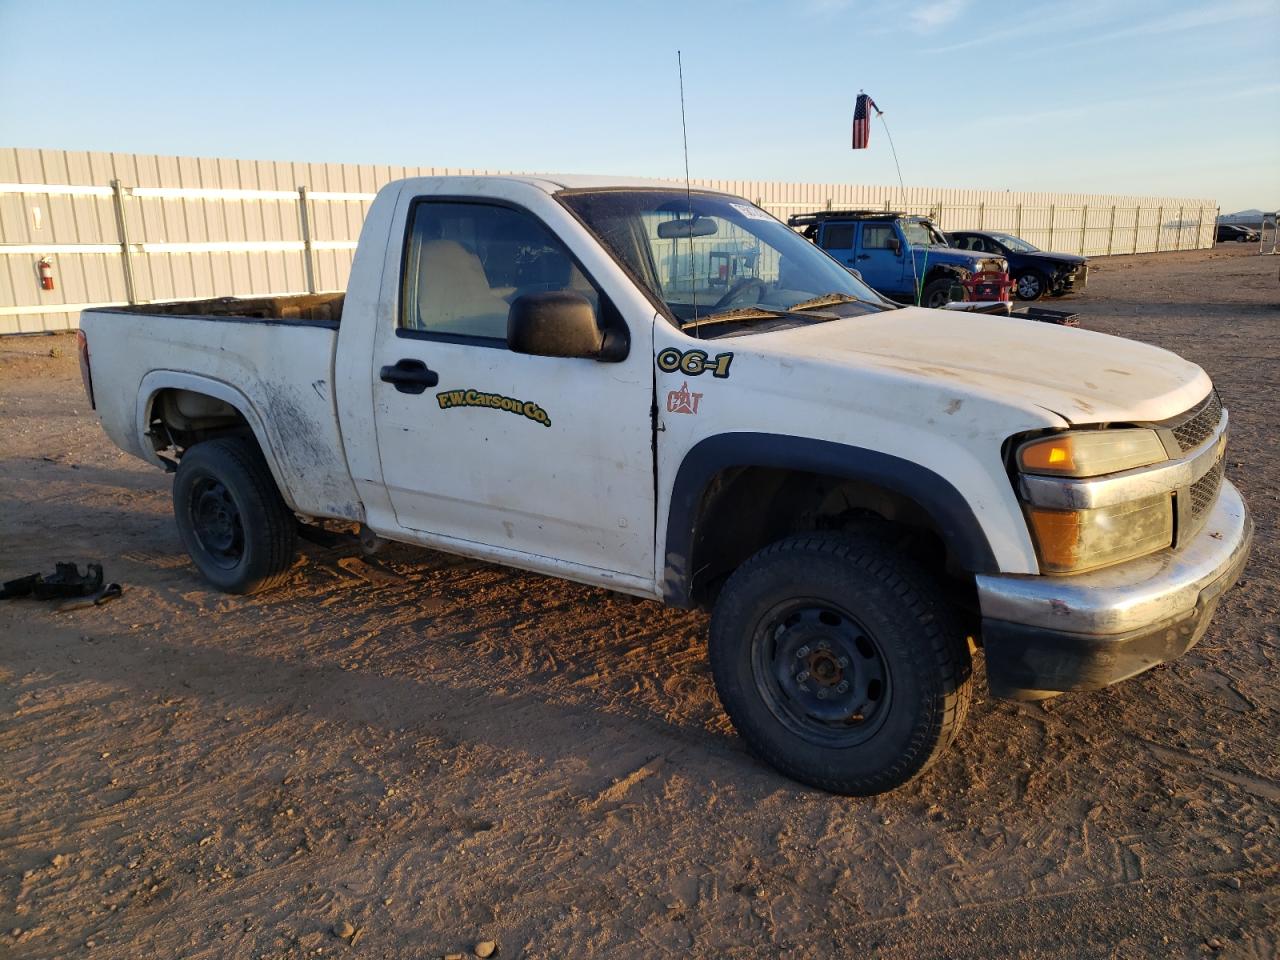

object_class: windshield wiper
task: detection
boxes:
[788,292,895,313]
[680,306,794,329]
[787,293,865,312]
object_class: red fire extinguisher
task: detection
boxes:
[38,257,55,291]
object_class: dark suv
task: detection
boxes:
[947,231,1087,301]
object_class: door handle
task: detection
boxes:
[379,358,439,395]
[856,254,871,261]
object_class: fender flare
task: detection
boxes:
[135,370,301,512]
[662,433,999,606]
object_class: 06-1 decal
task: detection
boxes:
[656,348,733,379]
[436,388,551,427]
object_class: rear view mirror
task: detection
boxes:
[656,216,718,239]
[847,268,864,281]
[508,292,626,362]
[888,236,902,254]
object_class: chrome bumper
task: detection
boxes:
[976,479,1252,698]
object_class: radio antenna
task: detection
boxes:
[875,104,922,305]
[677,50,700,335]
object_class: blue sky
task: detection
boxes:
[1,0,1276,211]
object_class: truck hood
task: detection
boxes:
[913,245,992,268]
[1026,250,1087,267]
[748,307,1211,424]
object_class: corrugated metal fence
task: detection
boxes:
[1,147,1218,334]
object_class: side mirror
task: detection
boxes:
[508,292,619,361]
[847,267,864,281]
[888,236,902,255]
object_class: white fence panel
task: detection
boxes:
[1,147,1218,334]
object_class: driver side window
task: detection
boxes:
[400,201,600,342]
[862,224,897,250]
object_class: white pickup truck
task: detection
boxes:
[79,175,1253,795]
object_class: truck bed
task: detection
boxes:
[104,293,345,326]
[81,296,362,523]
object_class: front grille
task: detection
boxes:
[1171,392,1223,452]
[1190,461,1224,519]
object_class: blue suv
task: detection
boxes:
[789,210,1010,308]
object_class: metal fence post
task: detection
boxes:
[1106,205,1116,256]
[1176,206,1184,250]
[978,202,984,230]
[1133,206,1141,255]
[1047,204,1055,251]
[297,186,316,294]
[1155,206,1163,252]
[109,179,137,305]
[1079,204,1088,255]
[1015,203,1022,237]
[1196,206,1207,249]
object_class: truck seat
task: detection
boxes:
[416,240,512,340]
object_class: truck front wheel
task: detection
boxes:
[172,437,298,594]
[921,278,954,308]
[1014,270,1047,300]
[709,532,972,795]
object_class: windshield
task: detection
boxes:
[991,233,1039,253]
[902,219,948,246]
[558,189,884,326]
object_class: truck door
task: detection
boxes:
[855,222,908,297]
[368,195,655,581]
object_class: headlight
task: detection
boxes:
[1025,495,1173,573]
[1018,429,1167,478]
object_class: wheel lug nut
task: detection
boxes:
[796,645,810,658]
[797,670,810,682]
[836,681,849,693]
[837,656,849,667]
[816,689,828,699]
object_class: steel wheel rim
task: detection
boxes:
[750,600,892,748]
[189,477,245,569]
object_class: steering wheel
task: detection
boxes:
[711,277,768,311]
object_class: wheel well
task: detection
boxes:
[147,388,255,459]
[924,265,965,285]
[687,466,973,610]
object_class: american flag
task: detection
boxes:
[852,93,880,150]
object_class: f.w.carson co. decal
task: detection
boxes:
[666,381,702,415]
[656,348,733,379]
[436,388,551,428]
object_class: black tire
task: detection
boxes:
[920,278,955,309]
[1014,270,1047,301]
[709,532,972,796]
[172,436,298,594]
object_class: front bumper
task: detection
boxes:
[1058,264,1087,293]
[976,479,1252,700]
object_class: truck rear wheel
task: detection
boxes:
[709,532,972,795]
[172,437,298,594]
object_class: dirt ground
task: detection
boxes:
[1,244,1277,960]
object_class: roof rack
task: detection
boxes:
[786,210,909,227]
